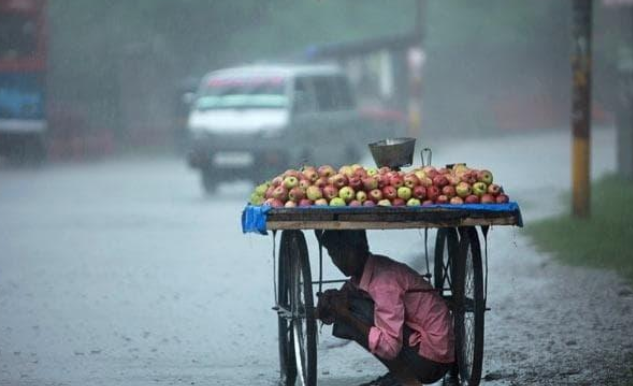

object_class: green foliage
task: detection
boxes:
[526,175,633,283]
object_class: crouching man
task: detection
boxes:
[316,230,455,386]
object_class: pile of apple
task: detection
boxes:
[249,164,510,208]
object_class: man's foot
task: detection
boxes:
[359,372,402,386]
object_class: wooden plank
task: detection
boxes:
[266,216,518,230]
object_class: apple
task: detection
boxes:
[426,186,440,201]
[272,176,284,187]
[390,175,405,189]
[272,186,288,201]
[465,194,480,204]
[353,167,368,179]
[366,167,378,177]
[254,183,269,196]
[412,185,427,200]
[302,167,319,182]
[369,189,383,202]
[413,169,427,181]
[419,176,433,187]
[450,196,464,205]
[348,176,363,191]
[407,198,421,206]
[436,195,449,204]
[314,177,328,188]
[337,165,353,177]
[397,186,412,200]
[446,174,461,186]
[487,184,501,196]
[404,174,420,188]
[329,197,346,207]
[455,182,472,198]
[356,191,368,204]
[452,163,469,175]
[377,174,391,189]
[339,186,356,202]
[314,198,329,206]
[422,166,438,179]
[250,193,264,206]
[442,185,456,198]
[323,185,339,200]
[392,198,406,207]
[363,200,376,207]
[284,200,297,208]
[432,175,449,188]
[349,200,362,207]
[362,176,379,191]
[378,166,391,175]
[299,198,313,207]
[265,186,276,199]
[283,169,302,179]
[477,169,494,185]
[269,198,284,208]
[480,194,495,204]
[472,182,488,197]
[330,173,348,189]
[382,186,397,200]
[317,165,336,178]
[377,199,392,207]
[462,171,478,185]
[496,194,510,204]
[422,200,434,206]
[299,178,311,190]
[288,187,305,202]
[306,186,323,201]
[437,167,450,175]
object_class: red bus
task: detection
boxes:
[0,0,47,162]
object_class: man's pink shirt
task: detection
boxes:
[353,254,455,363]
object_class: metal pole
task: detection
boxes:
[571,0,593,218]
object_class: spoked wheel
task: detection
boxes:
[433,228,459,296]
[278,231,317,386]
[453,227,485,386]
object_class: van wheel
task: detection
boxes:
[200,168,217,195]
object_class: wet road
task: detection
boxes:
[1,127,632,385]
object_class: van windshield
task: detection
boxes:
[195,76,288,110]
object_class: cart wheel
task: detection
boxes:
[278,231,317,386]
[453,227,485,386]
[433,228,459,296]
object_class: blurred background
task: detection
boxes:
[1,1,633,386]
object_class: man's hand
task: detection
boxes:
[326,290,351,319]
[315,290,336,325]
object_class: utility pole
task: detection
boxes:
[571,0,593,218]
[408,0,425,140]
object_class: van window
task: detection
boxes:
[312,75,354,112]
[293,77,316,114]
[195,76,288,110]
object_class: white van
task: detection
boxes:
[186,63,402,193]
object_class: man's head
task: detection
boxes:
[319,230,369,278]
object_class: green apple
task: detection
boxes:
[397,186,412,200]
[472,182,488,197]
[329,197,346,207]
[406,198,421,206]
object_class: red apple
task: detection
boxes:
[323,185,339,200]
[269,198,284,208]
[283,169,302,179]
[330,173,348,189]
[422,166,438,179]
[487,184,501,196]
[480,194,495,204]
[317,165,336,178]
[272,186,288,201]
[299,198,313,207]
[422,200,434,206]
[404,174,420,188]
[299,178,311,190]
[462,171,478,185]
[348,176,363,191]
[432,175,449,188]
[382,186,397,200]
[426,185,440,201]
[389,175,405,189]
[314,177,328,188]
[392,198,406,207]
[436,195,449,204]
[496,194,510,204]
[363,200,376,207]
[369,189,383,202]
[378,166,391,175]
[302,167,319,182]
[272,176,284,187]
[465,194,480,204]
[349,200,362,207]
[284,201,297,208]
[419,176,433,187]
[437,167,450,175]
[446,174,461,186]
[377,174,391,189]
[265,186,276,199]
[413,185,427,200]
[442,185,456,198]
[339,165,354,178]
[288,187,305,202]
[353,168,368,179]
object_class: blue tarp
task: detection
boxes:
[242,202,522,235]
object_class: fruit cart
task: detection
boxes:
[242,202,523,386]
